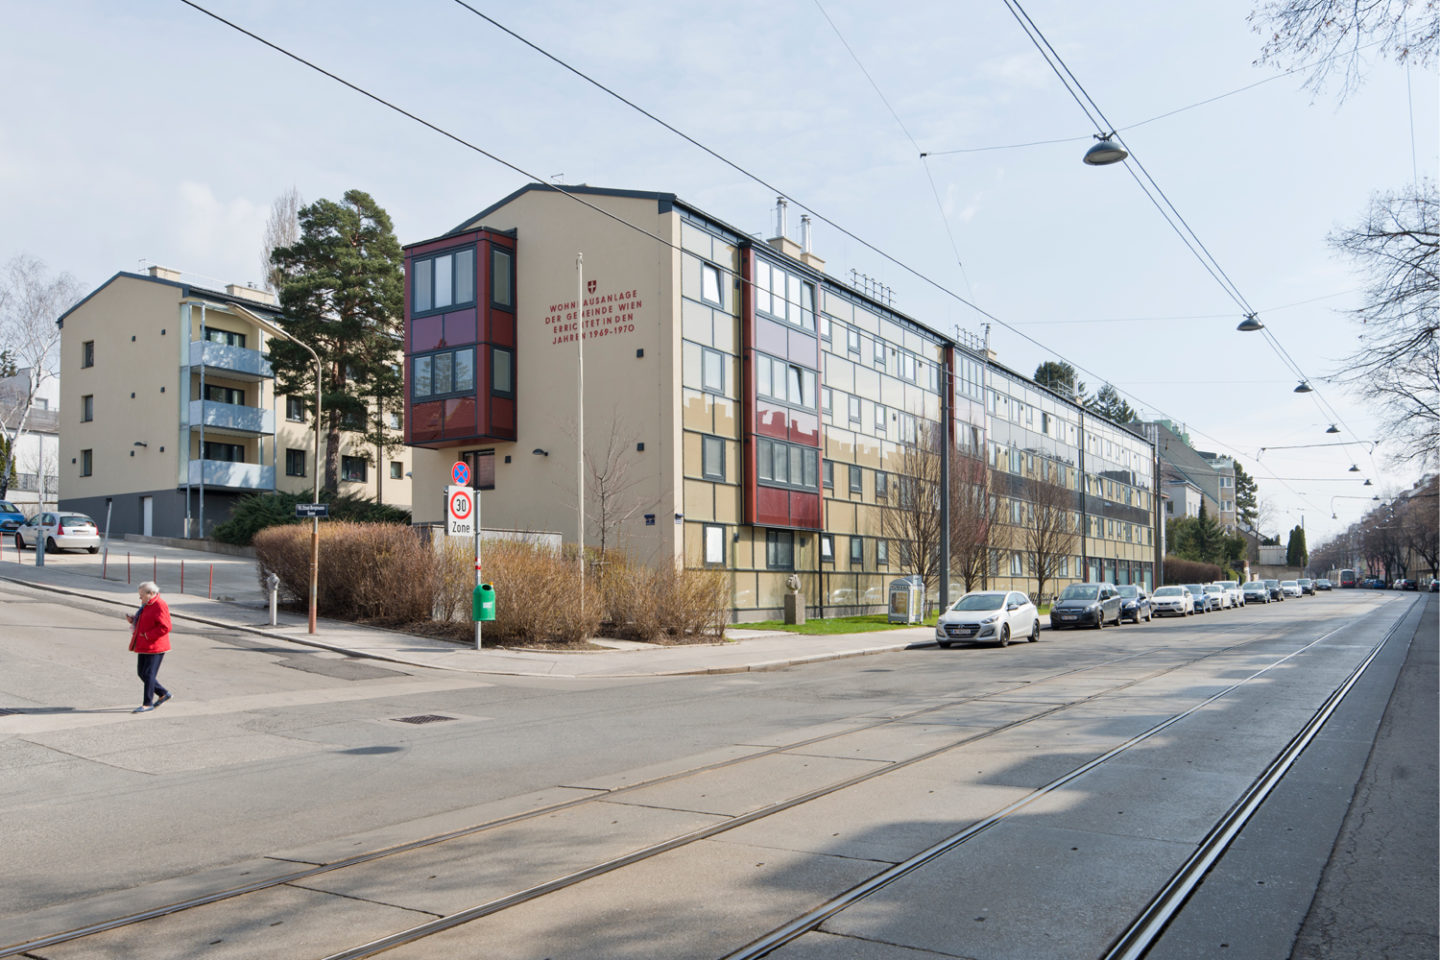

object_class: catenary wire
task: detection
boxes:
[176,0,1334,517]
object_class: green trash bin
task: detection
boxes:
[472,583,496,622]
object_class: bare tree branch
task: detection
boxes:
[1250,0,1439,99]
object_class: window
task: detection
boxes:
[286,397,305,422]
[80,449,92,476]
[412,347,476,401]
[822,460,833,489]
[412,245,475,315]
[700,262,723,306]
[850,536,864,565]
[702,435,725,481]
[390,461,403,480]
[462,449,496,490]
[702,347,724,394]
[703,524,725,566]
[753,259,815,331]
[848,394,861,425]
[204,384,245,406]
[285,448,306,477]
[766,529,794,569]
[876,540,889,566]
[204,327,247,348]
[898,540,911,567]
[1010,553,1025,575]
[902,353,916,382]
[849,464,863,495]
[81,395,93,422]
[491,247,514,309]
[873,337,885,368]
[82,341,94,368]
[875,470,889,500]
[820,534,834,562]
[755,437,818,491]
[820,312,831,342]
[846,326,861,356]
[203,441,243,462]
[821,387,832,415]
[754,353,816,410]
[387,411,402,430]
[492,347,514,398]
[874,404,886,434]
[341,456,368,482]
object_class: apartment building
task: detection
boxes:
[0,367,60,511]
[57,267,420,538]
[1135,419,1237,530]
[402,184,1159,619]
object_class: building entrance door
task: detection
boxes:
[141,496,153,537]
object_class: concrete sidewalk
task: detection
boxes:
[0,539,944,678]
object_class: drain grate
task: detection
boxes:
[392,714,457,725]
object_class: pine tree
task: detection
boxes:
[268,190,405,492]
[1233,461,1259,527]
[1286,524,1309,568]
[1086,383,1138,424]
[1033,361,1087,402]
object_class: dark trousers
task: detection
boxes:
[136,653,169,706]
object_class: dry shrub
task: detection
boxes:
[599,554,728,643]
[434,538,601,645]
[254,522,434,624]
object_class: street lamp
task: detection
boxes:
[1236,313,1264,332]
[1294,381,1313,393]
[1083,132,1128,165]
[230,304,322,635]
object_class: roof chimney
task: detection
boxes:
[766,196,804,261]
[147,265,182,282]
[226,283,278,306]
[799,215,825,273]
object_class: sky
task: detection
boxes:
[2,0,1435,545]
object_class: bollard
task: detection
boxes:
[127,553,131,583]
[35,529,44,568]
[180,560,185,595]
[208,565,213,599]
[265,572,280,626]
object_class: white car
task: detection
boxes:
[13,511,101,554]
[936,590,1039,648]
[1206,583,1234,609]
[1281,580,1303,598]
[1152,584,1194,617]
[1214,581,1243,607]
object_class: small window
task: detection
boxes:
[463,449,496,490]
[702,435,725,481]
[850,464,863,495]
[822,460,834,490]
[285,448,306,477]
[820,534,833,562]
[80,449,92,477]
[82,341,95,368]
[703,524,725,566]
[820,312,831,342]
[873,338,885,368]
[341,455,368,483]
[850,536,864,565]
[766,529,794,570]
[821,387,832,414]
[412,246,476,315]
[205,384,245,406]
[847,327,860,356]
[204,328,247,348]
[286,397,305,422]
[875,470,888,500]
[1010,553,1024,575]
[701,347,724,394]
[387,410,402,430]
[874,404,886,434]
[848,395,861,425]
[700,262,723,306]
[491,247,514,309]
[492,347,513,397]
[876,540,889,566]
[203,441,244,462]
[390,461,403,479]
[81,395,93,422]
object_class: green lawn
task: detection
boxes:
[735,601,1051,635]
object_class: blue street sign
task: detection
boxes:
[296,503,329,519]
[452,460,470,486]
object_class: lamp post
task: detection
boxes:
[230,304,322,635]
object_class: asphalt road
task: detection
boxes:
[1,584,1431,959]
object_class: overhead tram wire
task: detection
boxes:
[177,0,1329,516]
[811,0,974,297]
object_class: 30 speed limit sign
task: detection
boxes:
[446,484,475,537]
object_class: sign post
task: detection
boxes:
[448,461,482,650]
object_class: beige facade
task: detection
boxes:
[406,186,1160,621]
[58,267,422,538]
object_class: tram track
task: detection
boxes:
[5,599,1407,959]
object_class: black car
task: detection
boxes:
[1117,584,1153,623]
[1264,579,1284,601]
[1315,579,1333,591]
[1050,582,1123,629]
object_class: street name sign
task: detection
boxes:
[295,503,329,519]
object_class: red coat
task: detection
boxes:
[130,595,172,653]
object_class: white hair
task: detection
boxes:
[138,581,160,595]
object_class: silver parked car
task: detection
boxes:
[1049,582,1123,629]
[1152,585,1194,616]
[1242,580,1271,604]
[936,590,1039,648]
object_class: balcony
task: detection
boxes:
[189,340,273,381]
[188,400,274,436]
[186,459,275,490]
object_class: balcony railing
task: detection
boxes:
[186,459,275,490]
[187,400,274,435]
[189,340,273,380]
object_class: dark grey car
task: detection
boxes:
[1049,582,1123,629]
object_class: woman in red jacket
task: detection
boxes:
[127,581,172,713]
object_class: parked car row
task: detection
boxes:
[936,572,1349,647]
